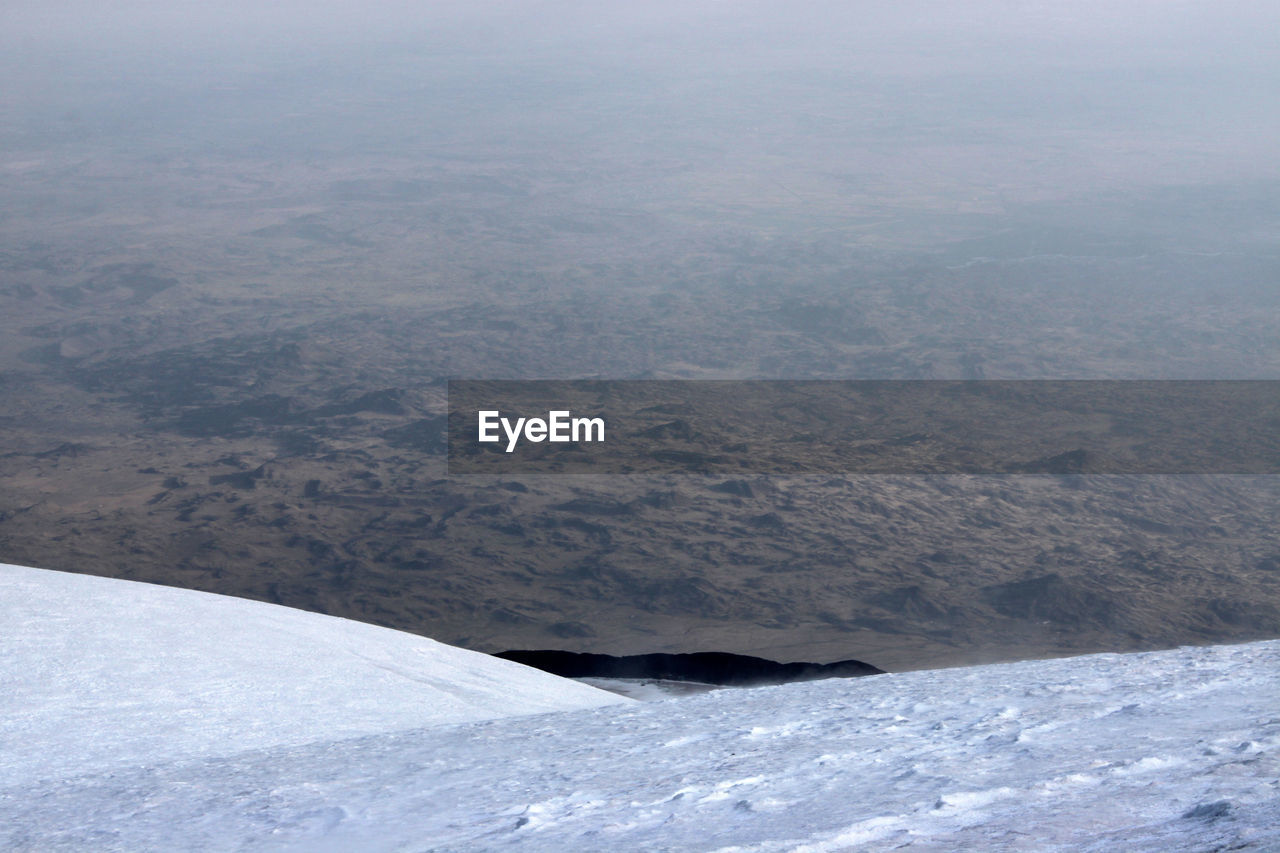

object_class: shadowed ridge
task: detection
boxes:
[495,650,884,687]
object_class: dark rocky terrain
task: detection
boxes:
[494,650,884,686]
[3,194,1278,669]
[3,2,1279,671]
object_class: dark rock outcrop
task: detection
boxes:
[494,650,884,687]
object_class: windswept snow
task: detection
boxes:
[3,563,1279,851]
[0,563,625,789]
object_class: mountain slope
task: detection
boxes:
[0,562,626,789]
[3,562,1277,851]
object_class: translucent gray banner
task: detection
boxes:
[447,381,1280,475]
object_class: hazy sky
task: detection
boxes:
[6,0,1278,186]
[4,2,1277,283]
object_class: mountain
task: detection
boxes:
[3,563,1278,851]
[0,562,626,790]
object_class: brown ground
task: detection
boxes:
[3,151,1279,671]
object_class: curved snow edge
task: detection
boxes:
[0,562,629,788]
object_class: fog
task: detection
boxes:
[6,3,1279,376]
[5,1,1279,215]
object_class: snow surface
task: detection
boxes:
[3,563,1280,851]
[0,562,625,789]
[579,676,721,700]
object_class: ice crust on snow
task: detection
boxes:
[3,563,1279,851]
[0,562,625,788]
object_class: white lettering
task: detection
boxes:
[478,410,501,443]
[502,416,526,453]
[548,410,570,441]
[573,416,605,443]
[478,410,605,452]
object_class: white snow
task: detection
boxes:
[0,563,626,789]
[3,562,1279,852]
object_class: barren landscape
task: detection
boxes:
[3,0,1279,671]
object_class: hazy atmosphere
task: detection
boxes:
[3,0,1280,670]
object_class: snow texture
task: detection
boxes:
[0,562,625,789]
[3,563,1279,851]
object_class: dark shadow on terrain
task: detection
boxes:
[495,650,884,687]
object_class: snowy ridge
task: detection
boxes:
[0,563,626,789]
[6,642,1279,851]
[3,563,1279,851]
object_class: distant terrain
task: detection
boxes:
[3,169,1277,668]
[494,650,884,686]
[3,1,1280,670]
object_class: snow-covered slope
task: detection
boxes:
[0,563,626,789]
[3,562,1278,852]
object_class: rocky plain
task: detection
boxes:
[3,1,1279,671]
